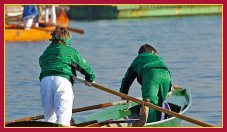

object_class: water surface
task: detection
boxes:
[6,15,222,126]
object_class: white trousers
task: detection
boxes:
[40,76,74,126]
[51,5,56,24]
[45,8,49,23]
[23,17,34,30]
[44,6,56,24]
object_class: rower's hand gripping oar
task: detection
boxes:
[76,76,214,127]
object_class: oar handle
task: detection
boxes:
[76,76,214,127]
[67,27,84,34]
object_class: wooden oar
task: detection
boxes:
[5,24,52,32]
[5,24,54,34]
[5,100,128,125]
[5,22,84,34]
[76,76,214,127]
[43,23,84,34]
[72,100,127,113]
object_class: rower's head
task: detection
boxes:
[138,44,157,55]
[50,26,72,46]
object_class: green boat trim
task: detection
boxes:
[114,5,222,18]
[83,87,191,127]
[144,89,191,127]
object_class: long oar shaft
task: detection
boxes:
[44,23,84,34]
[5,24,53,32]
[72,100,127,113]
[5,100,127,125]
[76,76,214,127]
[5,115,44,124]
[5,23,84,34]
[66,27,84,34]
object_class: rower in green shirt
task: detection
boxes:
[119,44,171,126]
[39,26,95,126]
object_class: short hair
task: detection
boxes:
[138,44,157,54]
[50,26,71,44]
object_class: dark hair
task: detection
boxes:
[138,44,157,54]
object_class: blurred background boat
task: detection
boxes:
[5,6,69,42]
[67,5,222,20]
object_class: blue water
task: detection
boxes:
[5,15,222,127]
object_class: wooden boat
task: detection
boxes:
[5,9,69,42]
[5,87,191,127]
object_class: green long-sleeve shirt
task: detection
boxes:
[120,52,169,94]
[39,44,95,84]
